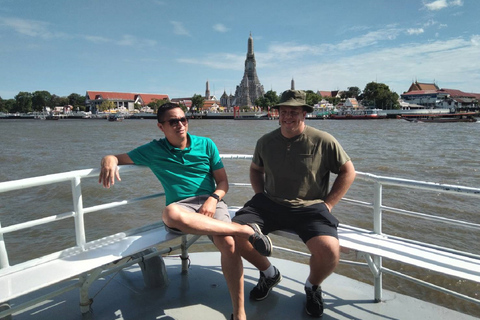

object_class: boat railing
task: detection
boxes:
[1,154,479,308]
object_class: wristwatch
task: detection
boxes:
[210,193,220,202]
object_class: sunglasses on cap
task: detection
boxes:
[162,117,188,127]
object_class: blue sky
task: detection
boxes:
[0,0,478,100]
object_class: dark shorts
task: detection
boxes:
[232,193,339,243]
[165,194,230,235]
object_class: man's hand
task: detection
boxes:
[99,155,121,188]
[197,196,218,218]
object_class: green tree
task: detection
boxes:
[68,93,85,110]
[32,91,52,112]
[341,87,361,99]
[147,98,168,112]
[15,92,33,113]
[325,96,341,106]
[305,90,321,106]
[0,96,5,113]
[255,90,279,109]
[5,99,16,113]
[362,82,399,109]
[98,100,115,112]
[48,94,69,107]
[191,94,204,112]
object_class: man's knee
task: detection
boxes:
[213,235,236,254]
[162,204,182,226]
[307,236,340,260]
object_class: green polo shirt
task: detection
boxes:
[253,126,350,208]
[128,133,224,205]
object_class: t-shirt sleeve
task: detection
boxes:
[324,135,351,174]
[207,138,224,171]
[252,138,264,168]
[127,141,156,166]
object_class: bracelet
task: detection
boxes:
[210,193,220,202]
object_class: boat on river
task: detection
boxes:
[1,155,479,319]
[329,108,387,120]
[108,113,125,122]
[402,112,478,123]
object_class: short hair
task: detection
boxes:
[157,102,181,123]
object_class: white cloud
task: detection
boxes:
[117,34,156,47]
[171,21,191,36]
[213,23,229,33]
[471,35,480,46]
[450,0,464,7]
[424,0,448,10]
[407,28,425,35]
[424,0,463,11]
[83,34,156,47]
[83,35,111,44]
[0,17,65,39]
[272,36,478,93]
[177,53,245,71]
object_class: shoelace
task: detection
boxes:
[255,275,268,290]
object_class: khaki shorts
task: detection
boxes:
[164,194,230,235]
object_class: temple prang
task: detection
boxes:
[233,33,265,107]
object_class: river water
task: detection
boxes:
[1,118,479,316]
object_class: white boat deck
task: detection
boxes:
[8,252,478,320]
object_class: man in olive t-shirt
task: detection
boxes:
[233,90,356,318]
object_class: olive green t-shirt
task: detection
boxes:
[253,126,350,208]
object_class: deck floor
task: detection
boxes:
[8,252,479,320]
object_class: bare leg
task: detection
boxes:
[162,204,255,239]
[305,235,340,285]
[235,236,271,272]
[213,235,246,320]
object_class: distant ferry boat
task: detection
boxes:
[329,108,387,120]
[401,112,478,123]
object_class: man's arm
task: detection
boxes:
[249,162,265,194]
[197,167,229,217]
[323,160,356,211]
[99,153,134,188]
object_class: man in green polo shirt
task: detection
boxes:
[233,90,356,318]
[99,102,272,320]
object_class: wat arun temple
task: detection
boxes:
[220,34,265,108]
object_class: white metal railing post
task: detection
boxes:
[373,181,382,235]
[71,176,87,249]
[373,180,383,301]
[0,222,9,268]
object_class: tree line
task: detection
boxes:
[254,82,400,110]
[0,81,400,114]
[0,91,86,114]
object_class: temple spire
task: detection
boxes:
[205,80,210,99]
[234,33,265,107]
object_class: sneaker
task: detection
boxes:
[305,285,324,317]
[247,223,272,256]
[250,267,282,300]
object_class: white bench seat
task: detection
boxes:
[0,222,182,317]
[273,225,480,283]
[337,226,480,282]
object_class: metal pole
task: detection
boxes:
[373,181,382,235]
[0,222,9,268]
[71,177,86,249]
[373,181,383,301]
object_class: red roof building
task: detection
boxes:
[86,91,169,113]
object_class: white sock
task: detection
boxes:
[305,279,314,290]
[261,265,277,278]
